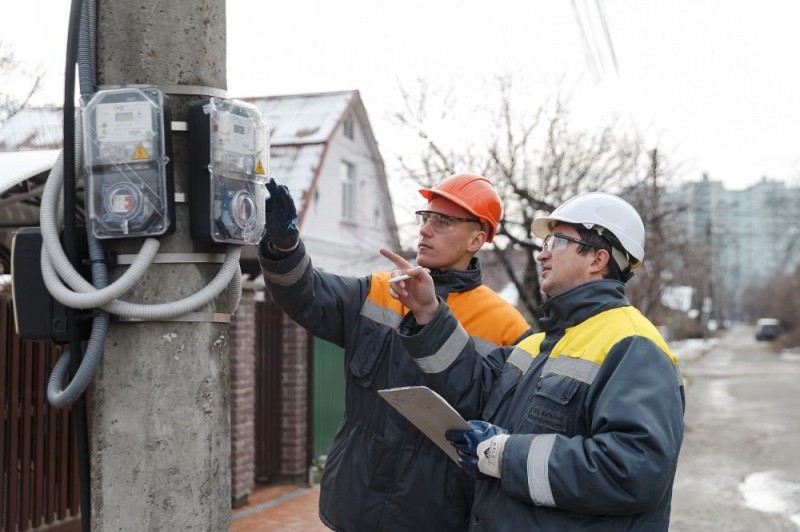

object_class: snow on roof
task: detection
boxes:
[243,90,356,146]
[245,90,358,195]
[0,107,63,150]
[0,149,61,195]
[270,144,326,195]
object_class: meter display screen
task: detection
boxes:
[94,100,155,164]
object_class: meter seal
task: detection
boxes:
[83,86,174,239]
[189,97,269,245]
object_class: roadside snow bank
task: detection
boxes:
[670,337,718,362]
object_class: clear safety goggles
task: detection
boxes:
[415,210,482,233]
[540,232,601,253]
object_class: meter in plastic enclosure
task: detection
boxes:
[189,98,268,245]
[83,86,174,239]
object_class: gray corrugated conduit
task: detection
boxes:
[43,15,241,405]
[40,128,243,317]
[42,123,242,405]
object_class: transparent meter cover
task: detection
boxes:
[83,87,171,239]
[204,97,269,244]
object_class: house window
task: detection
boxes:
[341,161,356,221]
[343,114,354,140]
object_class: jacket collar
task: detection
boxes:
[430,256,483,297]
[540,279,629,332]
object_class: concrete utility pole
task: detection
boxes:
[92,1,230,529]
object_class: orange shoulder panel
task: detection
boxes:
[366,271,407,314]
[447,286,529,346]
[366,273,529,347]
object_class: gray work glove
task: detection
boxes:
[260,178,299,255]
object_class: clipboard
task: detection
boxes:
[378,386,470,464]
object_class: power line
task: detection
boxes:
[570,0,600,83]
[595,0,619,74]
[570,0,620,81]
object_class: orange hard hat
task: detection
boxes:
[419,172,502,242]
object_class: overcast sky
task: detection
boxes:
[3,0,800,191]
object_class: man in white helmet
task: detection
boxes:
[381,192,685,531]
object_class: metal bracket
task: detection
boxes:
[115,252,226,265]
[160,84,228,99]
[98,84,228,99]
[114,312,231,323]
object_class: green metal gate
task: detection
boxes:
[312,338,345,458]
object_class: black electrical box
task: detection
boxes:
[11,227,92,343]
[188,97,268,245]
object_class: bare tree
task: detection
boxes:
[390,76,685,327]
[624,149,699,321]
[0,41,43,125]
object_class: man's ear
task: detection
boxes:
[466,229,488,253]
[589,249,611,275]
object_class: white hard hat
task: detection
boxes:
[531,192,645,270]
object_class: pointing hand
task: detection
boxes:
[379,248,438,324]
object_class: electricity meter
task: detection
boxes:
[189,98,268,245]
[83,86,174,239]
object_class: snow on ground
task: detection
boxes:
[739,471,800,527]
[670,337,718,363]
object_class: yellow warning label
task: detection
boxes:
[255,159,266,175]
[132,143,150,161]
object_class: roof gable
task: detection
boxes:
[241,90,380,210]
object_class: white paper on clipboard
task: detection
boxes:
[378,386,471,464]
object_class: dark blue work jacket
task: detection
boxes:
[259,241,530,531]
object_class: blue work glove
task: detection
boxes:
[261,178,299,253]
[445,420,508,479]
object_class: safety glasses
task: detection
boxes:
[415,210,482,233]
[541,232,602,253]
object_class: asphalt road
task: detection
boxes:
[670,325,800,531]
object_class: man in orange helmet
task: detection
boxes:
[258,172,531,531]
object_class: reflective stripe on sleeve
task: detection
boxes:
[262,254,311,287]
[507,346,535,374]
[414,321,470,374]
[541,356,600,384]
[473,336,500,357]
[527,433,557,507]
[360,299,402,328]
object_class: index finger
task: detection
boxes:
[379,247,413,270]
[266,177,279,196]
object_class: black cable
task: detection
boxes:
[63,0,91,529]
